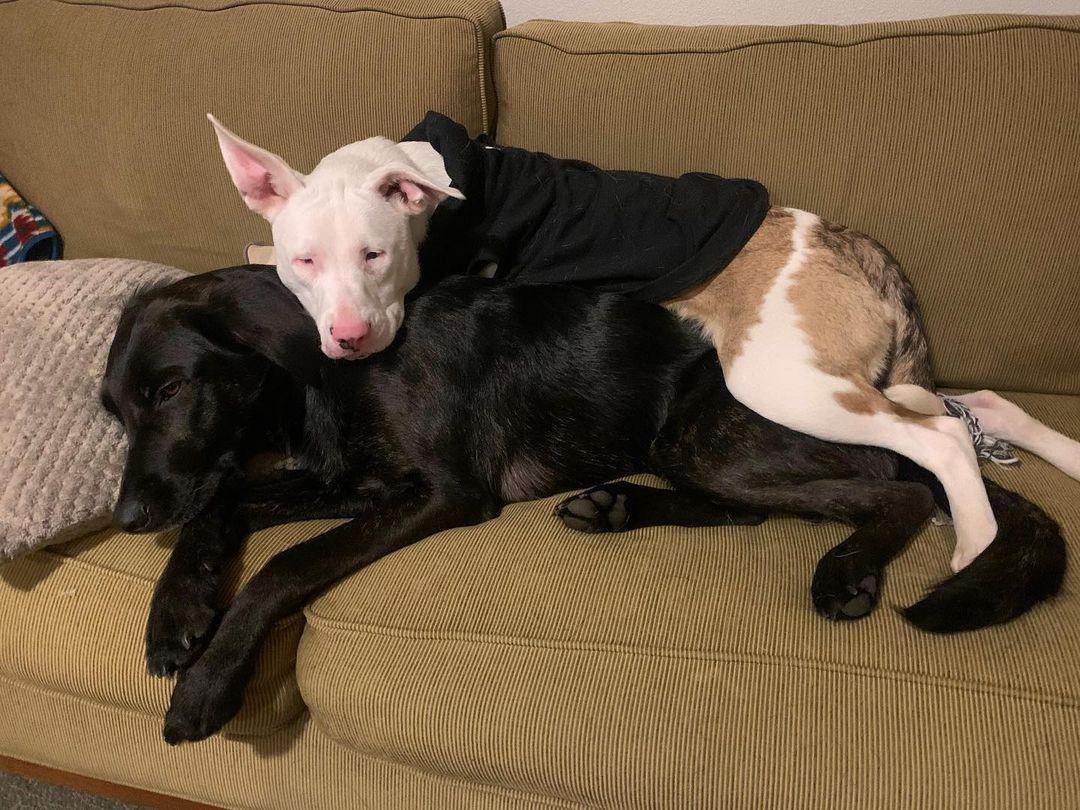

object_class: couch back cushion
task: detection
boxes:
[493,15,1080,393]
[1,0,503,273]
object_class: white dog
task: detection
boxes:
[209,113,1080,574]
[210,115,461,359]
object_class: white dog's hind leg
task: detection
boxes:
[892,414,998,571]
[672,207,999,572]
[884,383,946,415]
[950,390,1080,480]
[729,364,998,572]
[720,209,997,572]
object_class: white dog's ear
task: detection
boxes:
[207,113,305,222]
[366,164,464,215]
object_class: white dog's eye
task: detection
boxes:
[294,256,315,266]
[365,251,384,262]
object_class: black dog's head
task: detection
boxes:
[101,265,322,532]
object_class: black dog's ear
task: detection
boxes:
[183,276,324,388]
[231,318,325,389]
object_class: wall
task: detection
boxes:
[500,0,1078,27]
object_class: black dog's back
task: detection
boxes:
[364,276,713,500]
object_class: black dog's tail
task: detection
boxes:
[898,466,1066,633]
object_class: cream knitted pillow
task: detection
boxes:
[0,258,190,558]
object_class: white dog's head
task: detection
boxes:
[208,114,462,360]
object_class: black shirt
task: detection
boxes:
[403,112,769,303]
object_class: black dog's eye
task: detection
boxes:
[157,380,183,403]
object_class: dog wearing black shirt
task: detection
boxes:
[208,112,1080,581]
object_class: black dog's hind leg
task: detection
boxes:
[147,475,395,676]
[804,480,935,620]
[714,478,936,621]
[161,484,490,745]
[555,481,767,533]
[555,475,932,620]
[650,386,936,620]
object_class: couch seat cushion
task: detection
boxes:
[298,392,1080,807]
[0,520,341,738]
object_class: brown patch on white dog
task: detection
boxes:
[666,207,796,367]
[791,222,896,396]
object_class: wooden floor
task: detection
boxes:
[0,755,222,810]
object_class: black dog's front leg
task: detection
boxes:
[145,493,247,676]
[555,480,767,533]
[162,485,484,745]
[240,473,413,531]
[147,475,397,676]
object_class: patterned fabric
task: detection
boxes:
[0,259,189,559]
[940,395,1021,465]
[0,173,61,266]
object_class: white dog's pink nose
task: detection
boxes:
[329,318,370,351]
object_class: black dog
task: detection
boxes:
[101,265,1065,744]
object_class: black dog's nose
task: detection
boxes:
[114,499,150,532]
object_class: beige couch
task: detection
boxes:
[2,2,1078,806]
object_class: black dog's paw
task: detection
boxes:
[145,595,219,677]
[811,551,881,621]
[555,486,630,533]
[162,662,244,745]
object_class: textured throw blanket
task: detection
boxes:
[0,258,189,558]
[1,172,61,265]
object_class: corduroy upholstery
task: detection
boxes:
[0,689,562,809]
[0,520,345,738]
[296,399,1080,810]
[0,0,503,273]
[1,395,1077,808]
[1,7,1079,809]
[492,16,1080,393]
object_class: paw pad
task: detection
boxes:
[555,488,629,533]
[812,557,881,622]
